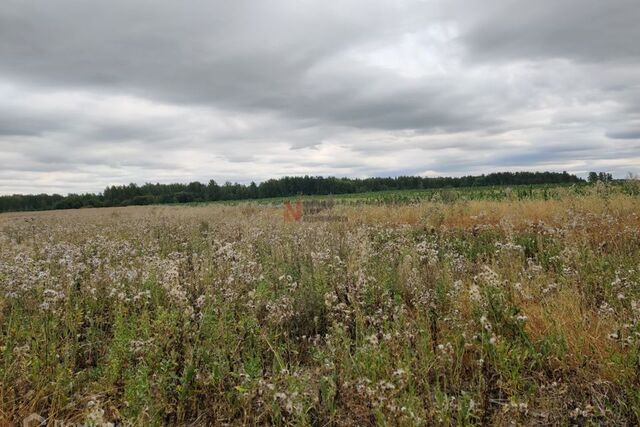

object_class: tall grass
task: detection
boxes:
[1,186,639,425]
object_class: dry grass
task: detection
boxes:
[1,190,639,425]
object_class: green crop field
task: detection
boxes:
[209,181,629,207]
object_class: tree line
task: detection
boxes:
[588,171,613,183]
[0,171,584,213]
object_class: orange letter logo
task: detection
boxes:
[283,199,302,222]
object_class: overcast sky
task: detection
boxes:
[1,0,639,194]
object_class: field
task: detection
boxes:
[209,183,592,207]
[1,183,640,425]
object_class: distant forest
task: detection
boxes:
[0,171,585,213]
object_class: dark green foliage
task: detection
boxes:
[0,171,584,213]
[588,171,613,183]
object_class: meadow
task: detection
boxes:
[1,182,640,425]
[209,183,593,207]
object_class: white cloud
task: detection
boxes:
[0,0,639,194]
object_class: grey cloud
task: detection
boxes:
[0,108,63,136]
[607,129,640,140]
[0,116,51,136]
[0,1,498,133]
[454,0,640,63]
[0,0,639,194]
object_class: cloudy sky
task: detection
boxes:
[1,0,639,194]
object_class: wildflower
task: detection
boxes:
[480,315,492,332]
[366,334,379,346]
[469,285,481,302]
[195,294,206,308]
[393,368,406,377]
[542,282,558,295]
[379,381,395,391]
